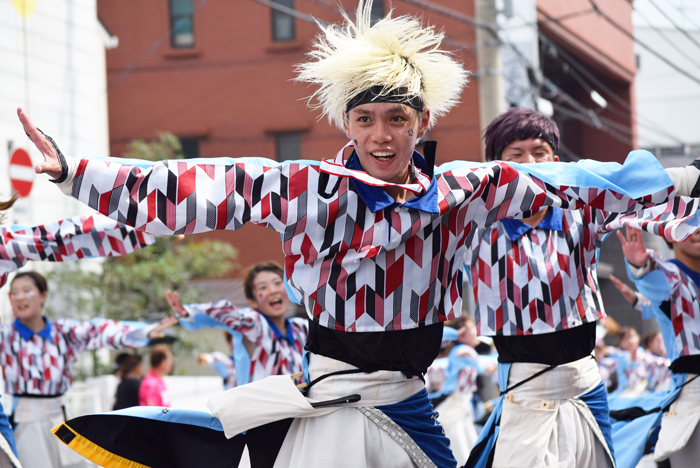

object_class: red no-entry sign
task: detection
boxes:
[9,148,34,197]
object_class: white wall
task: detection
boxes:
[0,0,112,320]
[633,0,700,150]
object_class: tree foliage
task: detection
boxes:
[46,237,237,321]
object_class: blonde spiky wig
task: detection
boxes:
[296,0,470,130]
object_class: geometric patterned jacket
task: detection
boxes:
[628,252,700,361]
[1,317,152,395]
[1,214,155,288]
[0,214,156,396]
[182,301,307,383]
[469,201,699,337]
[60,147,691,333]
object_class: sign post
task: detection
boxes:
[9,148,34,197]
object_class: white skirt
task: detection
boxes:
[492,356,614,468]
[13,396,89,468]
[654,373,700,463]
[209,354,441,468]
[0,433,20,468]
[435,391,478,465]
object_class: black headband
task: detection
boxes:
[346,86,424,113]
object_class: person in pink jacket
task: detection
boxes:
[139,344,174,407]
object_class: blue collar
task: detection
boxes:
[347,151,439,214]
[14,317,52,341]
[260,313,295,343]
[669,259,700,287]
[501,207,564,241]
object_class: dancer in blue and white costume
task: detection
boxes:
[611,226,700,468]
[426,321,496,464]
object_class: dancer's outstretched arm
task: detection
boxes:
[21,108,700,238]
[167,290,263,343]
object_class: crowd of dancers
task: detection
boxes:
[1,1,700,466]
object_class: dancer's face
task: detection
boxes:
[647,332,666,357]
[247,271,289,321]
[458,321,479,347]
[620,329,640,352]
[10,276,47,321]
[674,228,700,259]
[501,138,559,164]
[344,103,430,184]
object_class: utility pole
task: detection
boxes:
[475,0,505,154]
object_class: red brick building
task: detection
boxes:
[97,0,481,269]
[97,0,637,274]
[537,0,637,161]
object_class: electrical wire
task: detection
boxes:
[398,0,647,149]
[646,0,700,52]
[587,0,700,87]
[108,0,214,91]
[538,33,687,145]
[632,3,700,70]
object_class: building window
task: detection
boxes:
[275,133,301,161]
[271,0,295,42]
[170,0,195,48]
[370,0,384,23]
[180,137,200,159]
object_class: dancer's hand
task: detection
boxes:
[616,226,650,268]
[166,290,188,316]
[148,316,179,339]
[17,108,62,179]
[608,274,636,304]
[197,353,213,366]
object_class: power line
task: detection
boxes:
[551,103,633,146]
[249,0,325,26]
[538,33,687,145]
[646,0,700,51]
[587,0,700,87]
[499,7,595,31]
[400,0,646,147]
[499,64,634,148]
[632,2,700,70]
[669,1,700,31]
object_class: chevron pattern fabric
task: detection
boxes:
[0,214,155,288]
[469,202,700,336]
[67,155,689,333]
[642,252,700,359]
[184,301,307,382]
[1,318,152,395]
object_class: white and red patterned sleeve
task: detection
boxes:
[626,251,681,304]
[60,156,305,235]
[54,317,151,354]
[0,214,155,288]
[439,151,679,228]
[584,196,700,246]
[182,300,263,344]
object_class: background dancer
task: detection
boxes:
[197,331,237,390]
[465,107,699,468]
[0,202,164,468]
[6,271,176,468]
[600,326,670,398]
[426,319,495,463]
[17,1,700,466]
[615,226,700,467]
[169,262,307,386]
